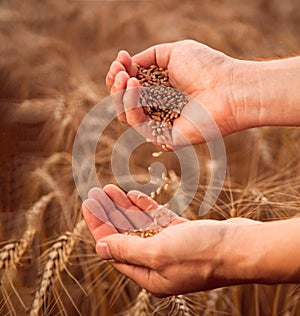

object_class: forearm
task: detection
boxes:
[232,56,300,128]
[218,218,300,286]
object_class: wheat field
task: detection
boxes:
[0,0,300,315]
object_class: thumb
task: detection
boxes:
[132,43,174,68]
[96,234,155,267]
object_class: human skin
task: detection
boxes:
[106,39,300,146]
[82,40,300,296]
[82,185,300,297]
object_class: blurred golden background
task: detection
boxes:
[0,0,300,315]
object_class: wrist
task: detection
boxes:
[229,60,262,130]
[257,57,300,126]
[231,57,300,129]
[216,218,300,286]
[214,220,265,286]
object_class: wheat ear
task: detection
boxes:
[0,193,54,272]
[0,193,54,313]
[169,295,192,316]
[124,288,152,316]
[29,219,86,316]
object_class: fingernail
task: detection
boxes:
[83,199,100,215]
[119,50,128,57]
[128,190,148,200]
[128,77,139,89]
[126,78,134,88]
[114,78,120,88]
[128,190,147,198]
[117,51,123,60]
[83,198,109,223]
[96,241,112,260]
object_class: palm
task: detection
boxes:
[82,185,187,243]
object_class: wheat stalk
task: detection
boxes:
[153,295,196,316]
[124,288,152,316]
[29,219,86,316]
[0,193,54,314]
[0,193,54,273]
[0,193,54,272]
[169,295,192,316]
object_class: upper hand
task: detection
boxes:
[106,40,246,147]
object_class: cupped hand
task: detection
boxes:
[106,40,244,146]
[82,184,260,296]
[82,184,184,237]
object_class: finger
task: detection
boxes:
[82,198,118,241]
[123,78,146,126]
[88,187,115,211]
[88,187,134,232]
[116,50,138,77]
[127,190,160,210]
[103,184,139,211]
[128,190,180,227]
[111,71,130,123]
[122,78,156,141]
[132,43,174,68]
[106,60,126,91]
[96,233,156,267]
[104,184,153,229]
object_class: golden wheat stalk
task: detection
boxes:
[0,193,54,313]
[29,219,86,316]
[0,280,19,316]
[202,288,228,316]
[169,295,192,316]
[124,288,152,316]
[153,294,194,316]
[0,193,54,272]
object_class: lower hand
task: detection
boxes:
[82,184,260,296]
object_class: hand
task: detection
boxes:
[82,184,183,236]
[82,184,260,296]
[106,40,252,146]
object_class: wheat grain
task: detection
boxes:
[125,227,162,238]
[137,65,188,151]
[152,151,163,158]
[149,171,173,200]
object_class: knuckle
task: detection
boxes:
[126,115,135,126]
[127,110,144,126]
[117,114,127,123]
[105,74,112,87]
[126,112,140,126]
